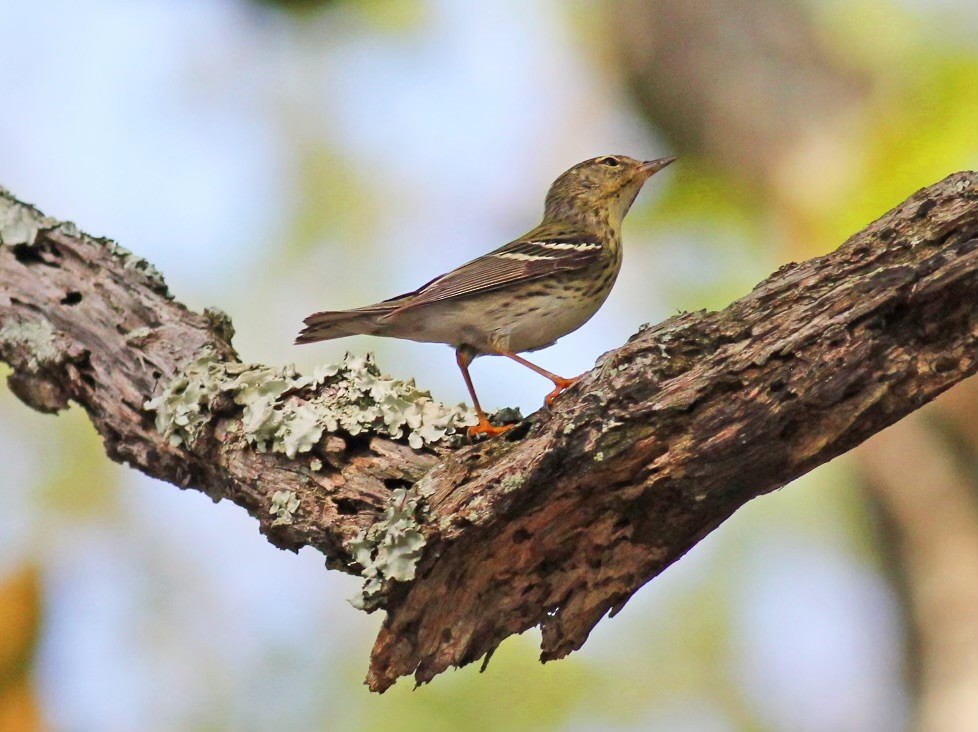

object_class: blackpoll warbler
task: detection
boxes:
[297,154,675,437]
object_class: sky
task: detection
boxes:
[0,1,920,730]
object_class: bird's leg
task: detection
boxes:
[496,349,582,407]
[456,348,514,438]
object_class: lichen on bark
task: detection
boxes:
[3,173,978,693]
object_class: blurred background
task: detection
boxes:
[2,0,978,730]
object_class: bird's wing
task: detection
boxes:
[383,232,605,315]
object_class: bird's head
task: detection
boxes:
[543,155,675,231]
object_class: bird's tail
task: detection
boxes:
[295,305,396,345]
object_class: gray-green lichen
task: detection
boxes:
[1,187,169,297]
[0,188,60,246]
[500,474,525,493]
[0,321,60,371]
[412,471,437,499]
[347,486,427,611]
[145,351,477,457]
[270,490,301,526]
[97,236,169,294]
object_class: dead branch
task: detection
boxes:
[2,173,977,691]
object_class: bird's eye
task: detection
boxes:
[598,156,620,167]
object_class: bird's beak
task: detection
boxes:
[639,156,677,177]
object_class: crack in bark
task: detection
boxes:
[2,174,978,691]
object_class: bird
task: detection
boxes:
[296,154,675,437]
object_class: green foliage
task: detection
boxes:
[836,52,978,243]
[640,156,765,238]
[346,637,595,732]
[251,0,425,31]
[285,144,381,260]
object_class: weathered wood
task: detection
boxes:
[2,173,977,692]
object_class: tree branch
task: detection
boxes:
[2,173,978,691]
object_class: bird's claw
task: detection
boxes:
[467,418,516,440]
[544,375,583,407]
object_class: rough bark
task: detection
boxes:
[2,173,978,691]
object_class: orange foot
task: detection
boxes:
[544,375,583,407]
[467,417,516,439]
